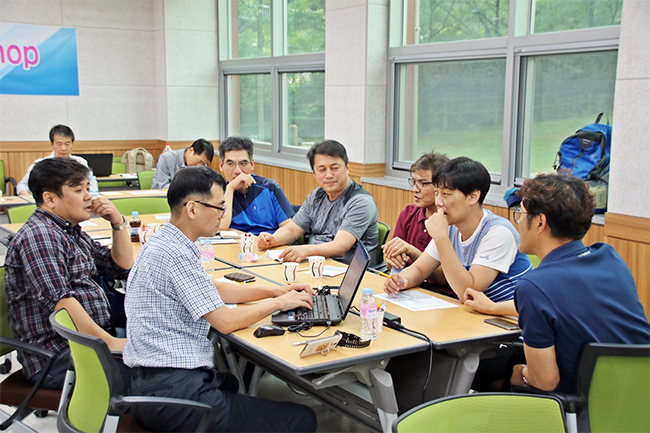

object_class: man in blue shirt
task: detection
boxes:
[218,136,294,235]
[123,167,316,432]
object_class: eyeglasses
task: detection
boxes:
[513,209,529,225]
[184,200,227,216]
[408,178,434,189]
[224,160,251,169]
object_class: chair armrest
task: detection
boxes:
[0,336,57,361]
[110,395,214,433]
[511,384,585,412]
[4,176,17,195]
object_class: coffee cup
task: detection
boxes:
[307,256,325,278]
[239,233,254,254]
[282,261,299,283]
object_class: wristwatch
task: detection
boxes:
[111,215,127,231]
[521,364,529,385]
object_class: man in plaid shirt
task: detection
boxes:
[5,158,133,389]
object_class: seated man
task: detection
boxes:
[218,136,294,235]
[123,167,317,432]
[384,157,532,301]
[257,140,379,265]
[382,152,450,294]
[151,138,214,189]
[17,124,98,196]
[468,174,650,392]
[5,158,133,389]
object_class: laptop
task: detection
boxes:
[75,153,113,177]
[272,242,371,326]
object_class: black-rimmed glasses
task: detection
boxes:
[513,209,528,225]
[408,178,434,189]
[184,200,227,216]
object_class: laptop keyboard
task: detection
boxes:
[296,295,330,321]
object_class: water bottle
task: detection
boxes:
[90,176,99,199]
[129,211,141,242]
[200,238,214,276]
[360,288,378,341]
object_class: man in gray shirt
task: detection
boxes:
[151,139,214,189]
[258,140,379,265]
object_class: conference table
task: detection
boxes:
[96,173,138,183]
[0,195,34,208]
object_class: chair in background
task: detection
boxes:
[112,156,122,164]
[7,204,36,224]
[528,254,540,268]
[392,393,566,433]
[372,221,391,272]
[111,197,170,216]
[0,266,64,430]
[100,162,128,189]
[1,160,17,196]
[137,170,155,190]
[50,308,213,433]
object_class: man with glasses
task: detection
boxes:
[384,157,532,302]
[17,124,98,196]
[466,174,649,393]
[151,138,214,189]
[124,166,317,432]
[382,152,451,295]
[217,136,294,235]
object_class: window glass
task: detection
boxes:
[236,0,272,58]
[395,59,506,174]
[518,51,618,178]
[286,0,325,55]
[532,0,622,34]
[403,0,509,45]
[281,71,325,149]
[225,74,272,144]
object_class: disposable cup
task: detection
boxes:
[307,256,325,278]
[239,233,254,254]
[282,261,299,283]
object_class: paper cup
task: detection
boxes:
[375,310,385,334]
[307,256,325,278]
[148,223,162,233]
[282,262,299,283]
[239,233,254,254]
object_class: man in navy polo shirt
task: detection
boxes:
[217,136,294,235]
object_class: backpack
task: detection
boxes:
[553,113,612,182]
[553,113,612,213]
[121,147,154,173]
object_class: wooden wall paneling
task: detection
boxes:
[254,163,318,206]
[361,183,413,235]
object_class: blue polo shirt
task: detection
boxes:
[229,174,295,235]
[515,240,650,392]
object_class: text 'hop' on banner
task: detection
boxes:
[0,22,79,96]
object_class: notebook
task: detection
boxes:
[75,153,114,177]
[272,242,371,326]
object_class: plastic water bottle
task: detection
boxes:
[129,211,141,243]
[90,176,99,199]
[360,288,378,341]
[200,238,214,276]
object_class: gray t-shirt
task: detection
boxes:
[293,181,378,265]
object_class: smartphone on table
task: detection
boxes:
[484,317,520,331]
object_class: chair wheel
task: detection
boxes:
[34,410,48,418]
[0,358,11,374]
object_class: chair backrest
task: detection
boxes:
[112,156,122,163]
[7,204,37,224]
[112,162,126,174]
[99,162,128,188]
[0,160,6,193]
[0,267,15,357]
[137,170,155,190]
[393,393,566,433]
[111,197,170,216]
[527,254,540,268]
[376,221,391,264]
[576,343,650,433]
[50,308,122,433]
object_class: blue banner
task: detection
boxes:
[0,22,79,96]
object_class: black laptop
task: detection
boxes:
[272,242,371,326]
[75,153,113,177]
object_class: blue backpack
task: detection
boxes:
[554,113,612,182]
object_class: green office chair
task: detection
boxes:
[1,160,17,196]
[372,221,391,271]
[100,163,128,188]
[50,308,213,433]
[7,204,36,223]
[0,266,63,430]
[392,393,566,433]
[112,156,123,164]
[111,197,169,216]
[528,254,540,268]
[137,170,155,190]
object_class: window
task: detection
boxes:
[388,0,620,197]
[219,0,325,161]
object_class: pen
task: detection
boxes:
[367,267,390,278]
[292,341,309,346]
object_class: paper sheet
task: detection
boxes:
[322,265,346,277]
[155,214,171,220]
[79,221,98,227]
[203,236,238,244]
[375,291,459,311]
[219,230,240,237]
[99,191,122,196]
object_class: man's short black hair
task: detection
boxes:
[518,174,595,240]
[29,158,89,206]
[167,166,226,214]
[410,152,449,177]
[219,136,254,160]
[432,157,491,205]
[190,139,215,163]
[306,140,349,170]
[49,124,75,143]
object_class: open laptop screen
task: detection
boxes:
[338,242,371,320]
[74,153,113,177]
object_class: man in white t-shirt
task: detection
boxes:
[384,157,532,302]
[17,124,97,196]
